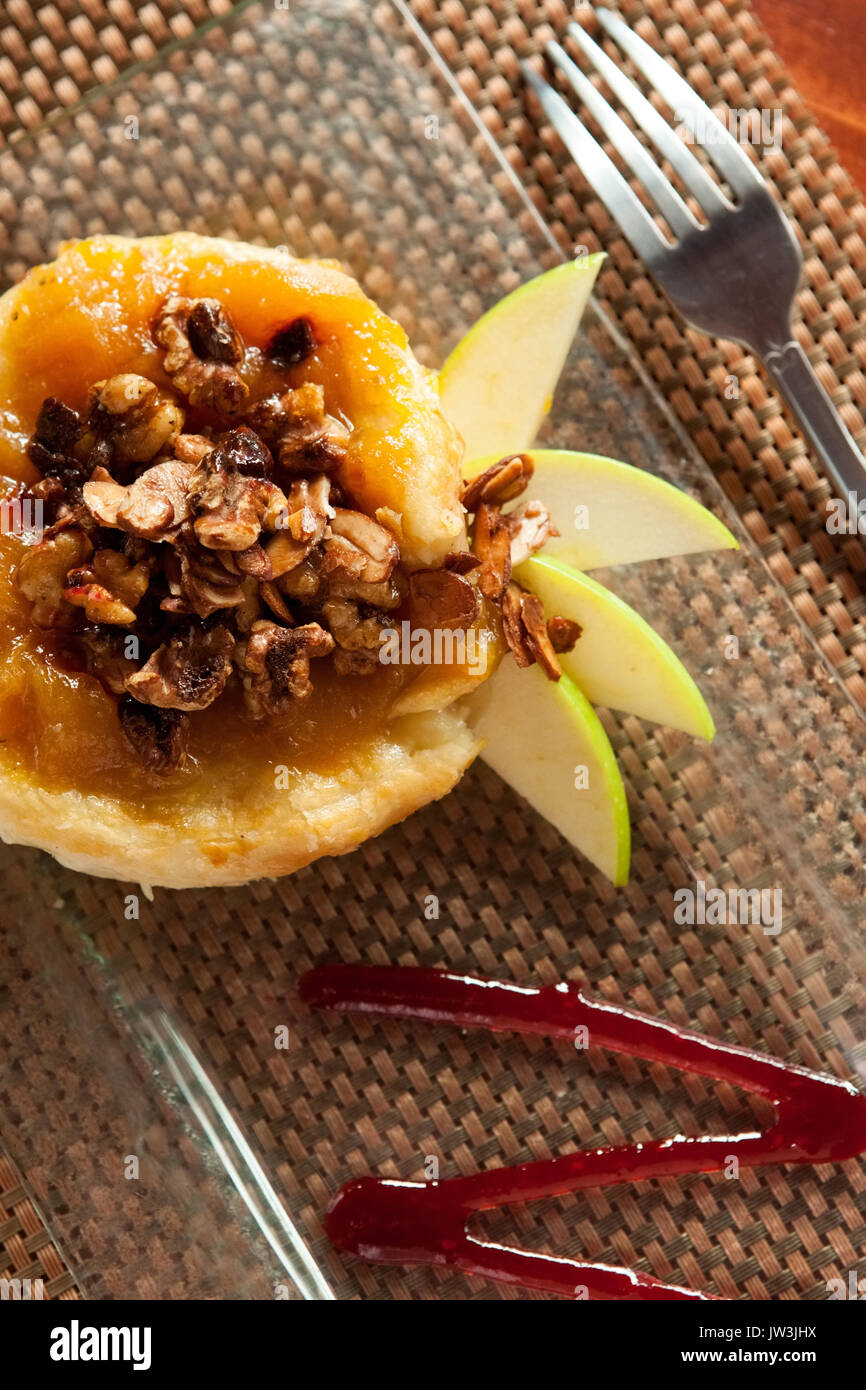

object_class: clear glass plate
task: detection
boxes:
[0,0,863,1300]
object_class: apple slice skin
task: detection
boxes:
[470,657,631,886]
[517,554,715,741]
[439,258,604,462]
[465,449,738,571]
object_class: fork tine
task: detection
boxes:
[565,21,730,218]
[546,39,697,239]
[596,7,766,200]
[520,62,667,260]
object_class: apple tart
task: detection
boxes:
[0,234,576,890]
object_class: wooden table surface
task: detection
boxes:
[753,0,866,192]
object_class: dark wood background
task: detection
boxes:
[754,0,866,191]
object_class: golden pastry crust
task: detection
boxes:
[0,708,478,891]
[0,233,482,888]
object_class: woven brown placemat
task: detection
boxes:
[0,0,863,1304]
[0,0,237,144]
[0,1148,78,1301]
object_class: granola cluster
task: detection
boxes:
[16,295,578,773]
[460,456,581,678]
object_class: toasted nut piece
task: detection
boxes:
[172,433,215,465]
[276,552,324,601]
[83,458,197,541]
[240,619,335,716]
[246,383,350,471]
[443,551,481,575]
[501,584,533,669]
[519,590,562,680]
[233,543,274,581]
[92,550,151,607]
[500,584,562,679]
[16,527,93,626]
[81,470,128,527]
[259,580,293,622]
[167,544,247,619]
[322,597,389,651]
[548,615,582,653]
[125,625,235,711]
[324,508,399,584]
[155,295,249,414]
[62,575,137,626]
[264,475,333,576]
[90,374,185,464]
[472,502,511,601]
[409,569,481,630]
[191,466,287,552]
[325,572,405,609]
[460,454,533,511]
[505,500,559,567]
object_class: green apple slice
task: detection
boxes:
[439,258,604,461]
[465,449,737,570]
[518,554,715,740]
[470,656,630,885]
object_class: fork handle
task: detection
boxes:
[757,336,865,499]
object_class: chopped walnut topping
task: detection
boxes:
[265,474,333,576]
[125,624,235,711]
[83,457,197,541]
[322,597,389,651]
[323,508,399,586]
[16,528,93,627]
[276,551,325,602]
[16,293,572,772]
[189,439,287,551]
[504,500,559,567]
[472,502,511,602]
[172,433,215,466]
[259,580,293,622]
[118,696,189,773]
[62,548,149,625]
[89,374,184,465]
[154,295,249,414]
[239,619,335,717]
[548,614,582,653]
[460,454,534,511]
[409,569,480,630]
[165,543,246,620]
[501,584,563,680]
[246,382,349,471]
[233,542,274,581]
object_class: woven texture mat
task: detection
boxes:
[0,0,864,1302]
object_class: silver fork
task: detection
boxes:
[521,6,865,500]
